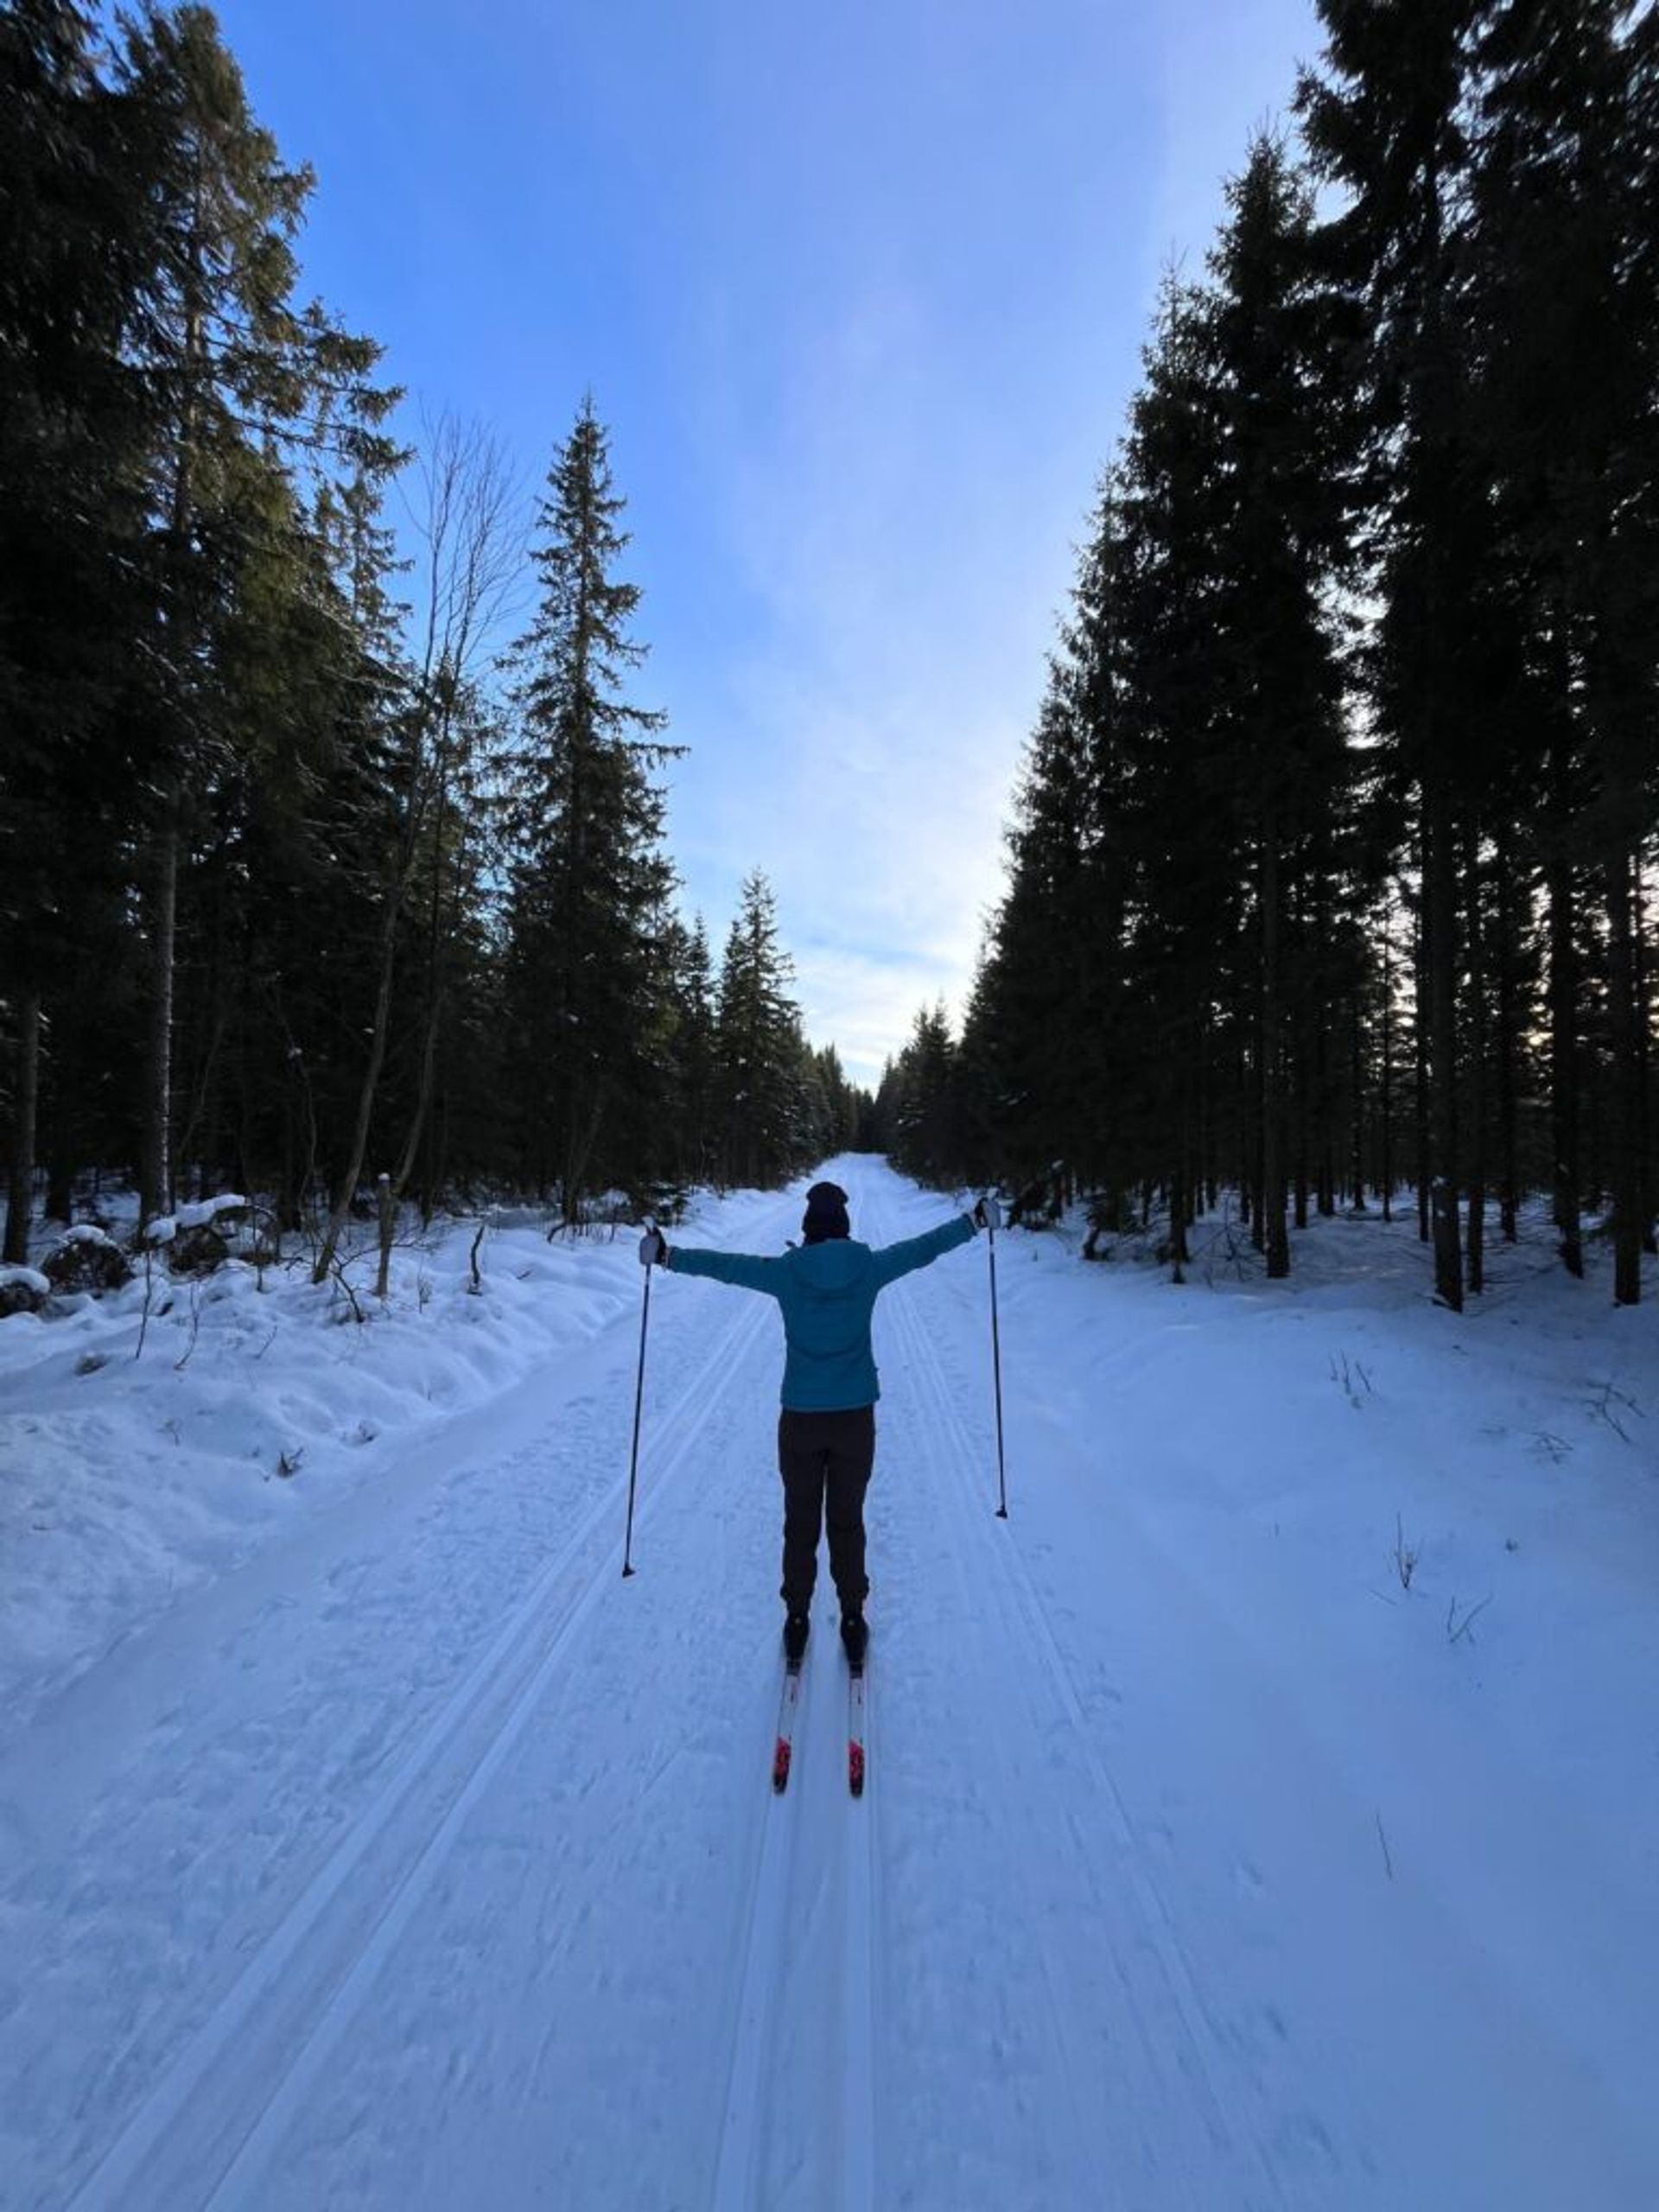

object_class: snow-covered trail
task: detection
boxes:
[3,1159,1656,2210]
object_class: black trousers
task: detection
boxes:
[777,1406,876,1614]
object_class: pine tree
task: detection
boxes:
[0,0,155,1258]
[1298,0,1489,1308]
[113,1,398,1227]
[499,397,681,1218]
[1465,0,1658,1301]
[963,142,1358,1275]
[888,1001,961,1188]
[658,913,718,1195]
[809,1043,863,1155]
[711,871,810,1189]
[1204,135,1357,1275]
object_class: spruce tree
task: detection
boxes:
[888,1002,961,1188]
[113,2,397,1226]
[711,871,810,1189]
[1298,0,1489,1308]
[1465,0,1658,1300]
[0,0,155,1256]
[1204,135,1357,1276]
[499,397,681,1218]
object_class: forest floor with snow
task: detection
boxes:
[1,1160,1656,2210]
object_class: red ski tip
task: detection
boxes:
[848,1740,865,1797]
[772,1737,792,1793]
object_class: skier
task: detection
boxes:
[638,1180,999,1668]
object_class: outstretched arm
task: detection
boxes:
[668,1245,785,1296]
[868,1211,976,1290]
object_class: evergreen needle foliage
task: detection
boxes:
[881,5,1656,1302]
[0,5,868,1253]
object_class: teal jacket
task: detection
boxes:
[670,1214,976,1411]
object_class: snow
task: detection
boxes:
[1,1160,1656,2209]
[0,1265,50,1295]
[139,1197,246,1244]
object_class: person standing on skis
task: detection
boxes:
[638,1179,999,1667]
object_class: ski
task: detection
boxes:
[848,1663,867,1797]
[772,1661,804,1793]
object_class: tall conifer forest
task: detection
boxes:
[3,0,1656,1312]
[0,1,861,1255]
[881,3,1657,1309]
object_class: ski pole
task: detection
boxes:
[622,1225,656,1577]
[986,1204,1008,1518]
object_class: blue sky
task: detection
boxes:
[214,0,1327,1089]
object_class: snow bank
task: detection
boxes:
[0,1206,656,1728]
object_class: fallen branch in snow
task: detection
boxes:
[1376,1812,1394,1881]
[1394,1514,1421,1591]
[1446,1593,1492,1646]
[1196,1213,1264,1285]
[327,1254,365,1325]
[1330,1350,1375,1407]
[469,1217,488,1294]
[1586,1376,1643,1444]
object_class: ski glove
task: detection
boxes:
[973,1194,1002,1232]
[638,1227,669,1268]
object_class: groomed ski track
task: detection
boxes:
[3,1158,1655,2210]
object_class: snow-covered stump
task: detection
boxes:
[141,1193,250,1275]
[0,1264,50,1319]
[43,1226,132,1295]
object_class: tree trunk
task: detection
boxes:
[312,885,403,1285]
[1380,890,1395,1223]
[1413,887,1429,1244]
[139,795,179,1229]
[1350,988,1367,1211]
[1262,825,1289,1279]
[1637,867,1656,1255]
[1605,845,1643,1305]
[1424,785,1463,1309]
[46,1145,74,1228]
[389,760,458,1211]
[1465,823,1486,1297]
[1494,826,1520,1243]
[3,990,41,1265]
[374,1171,395,1301]
[1547,751,1583,1278]
[140,178,205,1237]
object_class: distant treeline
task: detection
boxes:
[878,0,1657,1308]
[0,3,870,1273]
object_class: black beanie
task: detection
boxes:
[802,1180,850,1243]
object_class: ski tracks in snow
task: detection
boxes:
[53,1293,773,2212]
[869,1179,1294,2211]
[8,1165,1409,2211]
[712,1628,879,2212]
[710,1700,802,2212]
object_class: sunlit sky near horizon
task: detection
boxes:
[213,0,1327,1090]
